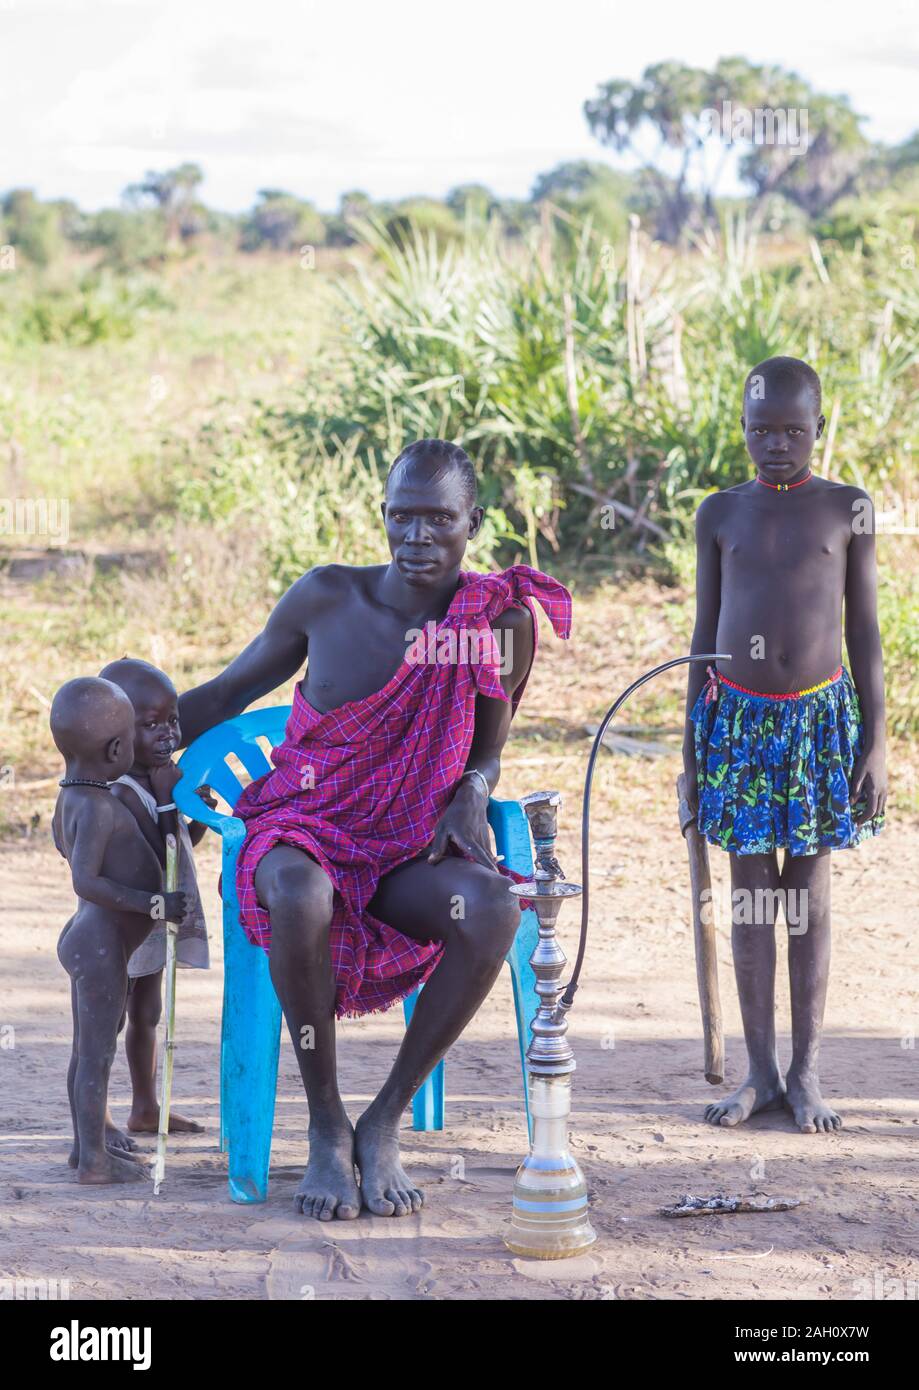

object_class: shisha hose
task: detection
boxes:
[559,652,731,1014]
[504,651,731,1258]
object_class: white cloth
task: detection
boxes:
[112,773,210,977]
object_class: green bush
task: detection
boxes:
[240,192,326,253]
[0,271,170,347]
[77,208,170,270]
[874,555,919,738]
[172,402,510,593]
[268,211,919,563]
[0,189,63,268]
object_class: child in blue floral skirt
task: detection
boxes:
[682,356,886,1135]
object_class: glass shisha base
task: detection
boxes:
[504,1075,597,1260]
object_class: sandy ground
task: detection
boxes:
[2,775,917,1302]
[2,587,917,1300]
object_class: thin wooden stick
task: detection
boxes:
[562,290,593,485]
[153,833,179,1194]
[819,396,841,478]
[677,773,724,1085]
[568,481,669,539]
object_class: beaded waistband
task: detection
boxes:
[707,665,843,703]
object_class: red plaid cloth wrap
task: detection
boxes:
[234,565,572,1017]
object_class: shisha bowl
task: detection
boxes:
[505,791,596,1259]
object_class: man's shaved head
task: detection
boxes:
[50,677,135,762]
[386,439,477,508]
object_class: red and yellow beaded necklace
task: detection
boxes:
[756,469,812,493]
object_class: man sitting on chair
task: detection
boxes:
[178,439,571,1221]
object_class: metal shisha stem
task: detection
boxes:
[505,791,595,1259]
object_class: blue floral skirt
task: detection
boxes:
[691,667,884,856]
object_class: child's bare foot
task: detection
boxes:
[76,1151,150,1184]
[785,1069,842,1133]
[294,1121,361,1221]
[704,1073,785,1128]
[354,1108,423,1216]
[106,1123,138,1153]
[69,1142,144,1168]
[127,1107,203,1134]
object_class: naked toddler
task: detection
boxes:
[51,677,187,1183]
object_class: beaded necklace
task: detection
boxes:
[756,469,812,493]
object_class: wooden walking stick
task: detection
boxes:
[676,774,724,1085]
[153,831,179,1194]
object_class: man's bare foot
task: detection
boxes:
[785,1069,842,1133]
[295,1122,361,1221]
[76,1151,150,1184]
[127,1107,204,1134]
[354,1109,423,1217]
[704,1073,785,1127]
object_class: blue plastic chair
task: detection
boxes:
[174,706,539,1204]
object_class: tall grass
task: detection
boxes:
[253,210,919,562]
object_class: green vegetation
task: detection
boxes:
[1,59,918,794]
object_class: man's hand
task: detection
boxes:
[850,746,887,824]
[427,780,498,871]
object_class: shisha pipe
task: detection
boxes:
[504,652,729,1260]
[562,651,731,1015]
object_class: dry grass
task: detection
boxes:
[4,563,916,845]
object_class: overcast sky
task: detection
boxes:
[2,0,918,212]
